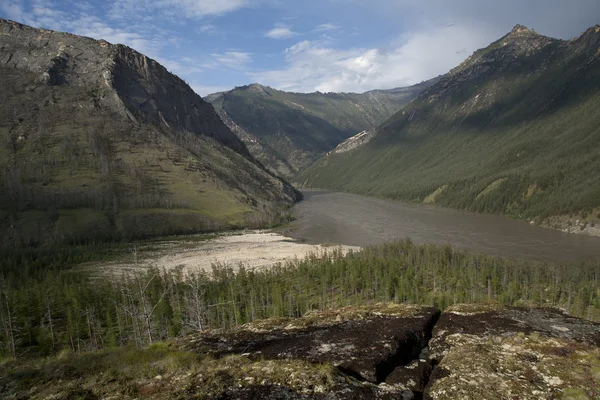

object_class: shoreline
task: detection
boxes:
[82,230,360,276]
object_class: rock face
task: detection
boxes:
[425,304,600,399]
[187,304,440,385]
[181,303,600,399]
[183,303,600,399]
[0,19,300,245]
[205,80,439,177]
[0,19,247,155]
[330,130,376,155]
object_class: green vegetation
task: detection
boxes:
[206,80,438,176]
[0,344,340,399]
[0,66,294,247]
[297,27,600,223]
[0,21,300,247]
[1,240,598,359]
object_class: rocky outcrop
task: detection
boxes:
[425,304,600,399]
[329,130,376,155]
[181,303,600,399]
[2,303,599,399]
[0,18,248,156]
[186,304,440,386]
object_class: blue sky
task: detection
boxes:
[1,0,598,95]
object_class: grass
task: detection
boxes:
[424,184,449,204]
[0,344,198,398]
[0,344,340,399]
[475,178,507,200]
[165,180,251,220]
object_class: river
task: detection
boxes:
[281,190,600,263]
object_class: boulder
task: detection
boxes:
[424,304,600,399]
[188,304,440,384]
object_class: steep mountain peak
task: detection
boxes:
[509,24,536,35]
[579,24,600,41]
[297,24,600,226]
[501,24,546,45]
[448,24,554,77]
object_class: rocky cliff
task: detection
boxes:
[0,19,300,245]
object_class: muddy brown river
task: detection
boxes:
[283,190,600,262]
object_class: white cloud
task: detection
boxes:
[314,23,338,32]
[0,0,26,21]
[109,0,253,21]
[209,51,252,70]
[71,18,163,56]
[252,23,497,93]
[197,23,219,35]
[265,24,297,39]
[156,56,203,76]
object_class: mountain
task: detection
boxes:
[205,79,439,177]
[297,25,600,225]
[0,19,300,246]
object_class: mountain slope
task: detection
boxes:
[0,19,300,246]
[205,80,438,177]
[298,25,600,223]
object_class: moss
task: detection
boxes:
[1,346,341,399]
[445,302,506,315]
[562,388,592,400]
[427,333,600,399]
[230,303,430,333]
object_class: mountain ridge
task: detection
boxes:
[0,18,300,246]
[205,78,440,177]
[297,25,600,229]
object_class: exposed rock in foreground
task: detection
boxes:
[425,304,600,399]
[185,304,440,385]
[2,304,598,399]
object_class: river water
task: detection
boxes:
[283,190,600,263]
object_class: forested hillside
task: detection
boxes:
[205,80,438,177]
[1,239,598,358]
[298,25,600,224]
[0,19,299,246]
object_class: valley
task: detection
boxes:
[0,9,599,400]
[205,80,438,177]
[79,189,600,281]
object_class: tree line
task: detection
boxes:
[0,239,598,358]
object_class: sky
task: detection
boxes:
[1,0,598,96]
